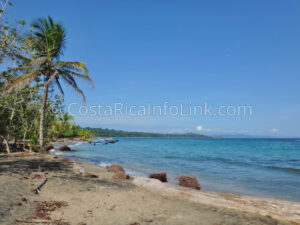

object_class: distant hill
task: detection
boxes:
[85,127,212,138]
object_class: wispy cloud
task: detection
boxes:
[196,125,220,132]
[270,128,279,133]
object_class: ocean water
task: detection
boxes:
[54,138,300,201]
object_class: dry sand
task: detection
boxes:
[0,153,298,225]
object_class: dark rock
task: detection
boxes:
[45,145,54,151]
[149,172,167,182]
[113,171,130,179]
[108,164,125,173]
[108,164,129,179]
[58,145,71,151]
[177,175,201,190]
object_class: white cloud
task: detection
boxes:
[271,128,279,133]
[196,125,203,131]
[196,125,219,132]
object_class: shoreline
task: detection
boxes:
[49,140,299,202]
[1,152,299,225]
[61,153,300,223]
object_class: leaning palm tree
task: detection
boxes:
[5,16,94,149]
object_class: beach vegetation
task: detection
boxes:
[0,4,94,153]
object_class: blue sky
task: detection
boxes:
[7,0,300,137]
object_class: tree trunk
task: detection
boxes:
[39,82,49,152]
[22,129,27,150]
[7,109,15,142]
[1,135,10,153]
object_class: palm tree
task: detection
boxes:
[57,112,74,136]
[5,16,94,150]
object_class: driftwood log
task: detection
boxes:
[33,172,48,194]
[15,218,50,223]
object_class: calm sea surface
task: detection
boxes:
[54,138,300,201]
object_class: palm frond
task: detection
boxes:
[6,52,31,64]
[5,70,41,93]
[60,72,86,104]
[53,76,64,95]
[56,61,88,73]
[5,66,33,73]
[30,17,66,59]
[58,68,94,88]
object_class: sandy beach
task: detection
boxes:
[0,153,299,225]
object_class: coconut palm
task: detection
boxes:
[5,16,94,150]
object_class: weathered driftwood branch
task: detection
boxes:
[33,172,47,194]
[15,218,50,223]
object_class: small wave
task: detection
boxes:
[266,166,300,174]
[68,141,84,148]
[124,168,147,177]
[49,149,66,156]
[98,162,111,168]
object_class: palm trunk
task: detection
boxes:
[39,82,49,151]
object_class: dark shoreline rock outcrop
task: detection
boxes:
[177,175,201,190]
[149,172,167,182]
[108,164,130,179]
[45,145,54,151]
[58,145,71,151]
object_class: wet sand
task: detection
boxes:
[0,153,298,225]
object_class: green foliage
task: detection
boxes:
[2,16,94,149]
[0,6,94,152]
[28,131,38,150]
[77,128,96,140]
[18,20,26,25]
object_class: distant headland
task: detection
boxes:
[85,127,217,138]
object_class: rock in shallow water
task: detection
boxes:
[59,145,71,151]
[45,145,54,151]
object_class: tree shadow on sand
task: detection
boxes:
[0,158,71,175]
[0,157,135,190]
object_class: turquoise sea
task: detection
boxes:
[54,138,300,201]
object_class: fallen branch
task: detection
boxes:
[33,172,47,194]
[16,218,50,223]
